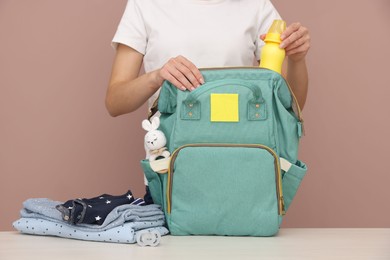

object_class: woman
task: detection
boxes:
[106,0,309,116]
[106,0,310,201]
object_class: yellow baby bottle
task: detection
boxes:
[259,20,286,74]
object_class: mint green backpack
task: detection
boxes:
[141,67,307,236]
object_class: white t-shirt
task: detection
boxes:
[112,0,281,108]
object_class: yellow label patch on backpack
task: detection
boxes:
[210,93,239,122]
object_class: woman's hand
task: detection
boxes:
[155,55,205,91]
[279,22,311,62]
[260,23,310,109]
[260,22,311,62]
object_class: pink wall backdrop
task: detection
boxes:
[1,0,389,231]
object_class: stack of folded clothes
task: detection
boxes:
[13,190,169,244]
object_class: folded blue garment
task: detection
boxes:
[14,198,169,244]
[13,217,168,244]
[21,198,165,232]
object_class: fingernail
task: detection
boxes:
[279,43,285,49]
[181,86,186,91]
[190,87,195,91]
[280,34,285,40]
[200,78,205,84]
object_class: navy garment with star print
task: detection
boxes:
[56,190,145,225]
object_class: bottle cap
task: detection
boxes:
[268,20,286,34]
[264,20,286,44]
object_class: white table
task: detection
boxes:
[1,229,389,260]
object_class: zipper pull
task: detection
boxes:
[297,120,305,138]
[280,196,286,216]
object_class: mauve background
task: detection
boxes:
[1,0,389,231]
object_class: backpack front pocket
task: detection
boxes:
[166,144,284,236]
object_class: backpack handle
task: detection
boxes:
[183,79,265,104]
[181,80,266,121]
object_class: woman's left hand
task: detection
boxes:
[279,22,311,62]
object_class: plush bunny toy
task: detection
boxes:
[142,117,170,161]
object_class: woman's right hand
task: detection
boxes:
[155,55,205,91]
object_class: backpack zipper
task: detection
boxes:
[166,143,286,216]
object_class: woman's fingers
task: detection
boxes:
[279,22,310,61]
[280,23,302,49]
[285,42,310,56]
[159,55,204,91]
[159,66,187,91]
[171,59,201,91]
[176,56,205,85]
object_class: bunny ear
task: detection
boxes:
[142,119,152,131]
[151,117,160,130]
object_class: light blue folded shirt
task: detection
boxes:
[13,217,168,244]
[13,198,169,244]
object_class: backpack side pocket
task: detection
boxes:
[281,160,307,212]
[140,160,164,208]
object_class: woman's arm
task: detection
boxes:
[260,22,310,110]
[106,44,204,117]
[285,58,308,111]
[280,22,310,110]
[106,44,160,117]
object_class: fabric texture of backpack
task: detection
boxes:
[141,67,307,236]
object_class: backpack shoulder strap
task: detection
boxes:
[148,96,159,120]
